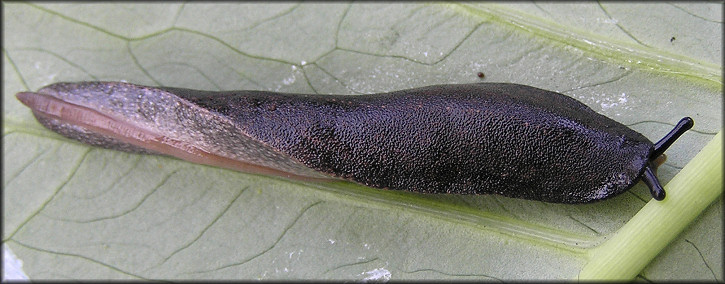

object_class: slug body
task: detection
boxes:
[16,82,692,203]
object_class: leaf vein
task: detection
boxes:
[685,239,718,280]
[8,240,150,280]
[47,169,180,224]
[3,48,30,90]
[4,146,49,186]
[669,3,722,24]
[404,267,504,281]
[567,215,600,234]
[146,185,248,272]
[4,148,92,241]
[596,3,649,47]
[324,257,380,275]
[189,200,324,274]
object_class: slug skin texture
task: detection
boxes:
[16,82,334,182]
[17,81,664,203]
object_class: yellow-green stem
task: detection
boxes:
[578,131,723,280]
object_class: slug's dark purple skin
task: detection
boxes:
[15,81,693,203]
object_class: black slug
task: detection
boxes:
[15,81,693,203]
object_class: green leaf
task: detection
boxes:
[3,2,722,281]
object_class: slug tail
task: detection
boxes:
[15,84,334,182]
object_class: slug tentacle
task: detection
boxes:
[641,164,665,201]
[635,117,694,201]
[16,81,693,204]
[651,117,694,160]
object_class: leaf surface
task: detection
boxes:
[2,2,722,280]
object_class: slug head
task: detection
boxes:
[640,117,694,200]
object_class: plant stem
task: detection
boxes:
[578,131,723,280]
